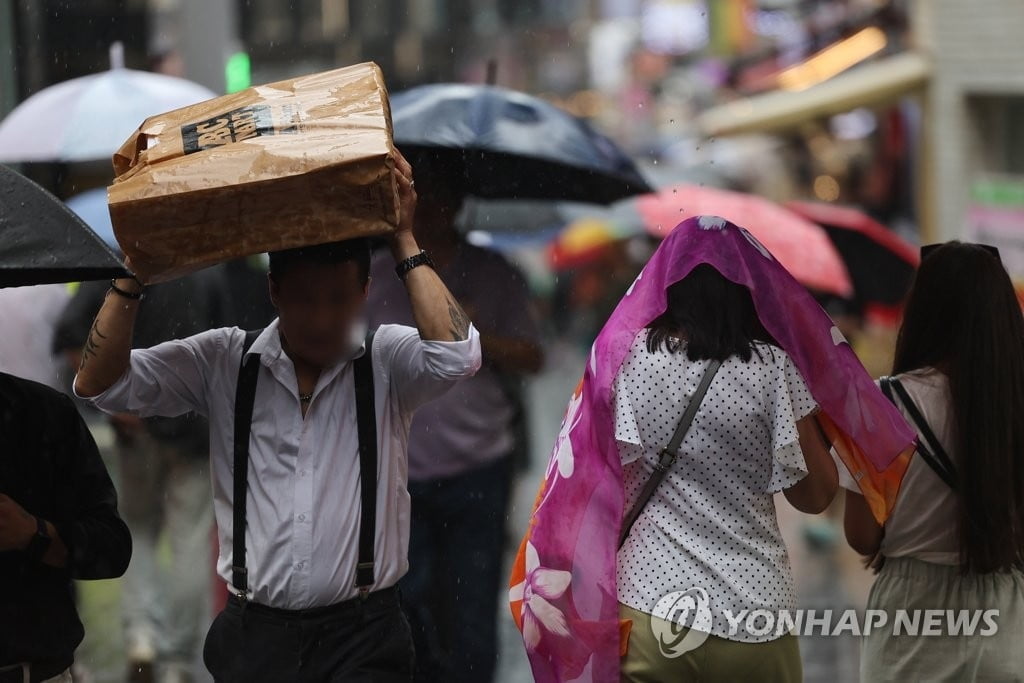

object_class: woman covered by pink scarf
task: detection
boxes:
[509,216,916,682]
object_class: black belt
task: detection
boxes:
[226,585,399,622]
[0,660,67,683]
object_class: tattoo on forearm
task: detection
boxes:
[447,297,471,342]
[80,319,108,369]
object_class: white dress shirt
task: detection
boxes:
[81,319,481,609]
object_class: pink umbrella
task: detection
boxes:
[637,185,853,297]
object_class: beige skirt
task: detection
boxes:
[861,556,1024,682]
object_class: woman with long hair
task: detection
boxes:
[844,241,1024,681]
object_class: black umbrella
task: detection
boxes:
[0,165,128,287]
[392,84,651,204]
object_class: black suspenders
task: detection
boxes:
[352,336,378,593]
[231,329,262,595]
[231,328,379,601]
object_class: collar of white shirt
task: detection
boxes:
[246,318,371,405]
[249,318,368,366]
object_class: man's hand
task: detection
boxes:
[385,150,476,344]
[0,493,36,551]
[395,150,418,234]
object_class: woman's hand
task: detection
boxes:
[843,490,884,556]
[784,414,839,514]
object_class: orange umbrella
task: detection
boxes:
[547,218,635,270]
[637,184,853,297]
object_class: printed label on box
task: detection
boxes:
[181,105,299,153]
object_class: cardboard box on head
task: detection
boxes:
[108,62,400,284]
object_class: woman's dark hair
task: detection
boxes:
[893,241,1024,573]
[268,238,371,286]
[647,264,778,362]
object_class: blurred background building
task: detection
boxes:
[5,0,1023,275]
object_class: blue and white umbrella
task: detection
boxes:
[0,45,215,163]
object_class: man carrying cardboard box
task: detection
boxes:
[74,153,482,682]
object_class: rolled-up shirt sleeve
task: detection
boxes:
[75,328,225,418]
[376,323,482,413]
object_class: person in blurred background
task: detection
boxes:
[0,369,131,683]
[843,242,1024,682]
[0,283,70,388]
[367,156,544,683]
[55,268,232,683]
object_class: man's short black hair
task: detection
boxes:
[268,238,372,286]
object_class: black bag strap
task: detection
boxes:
[879,376,958,490]
[232,328,263,596]
[618,359,722,549]
[353,331,377,594]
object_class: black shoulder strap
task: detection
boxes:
[232,328,263,596]
[880,376,958,490]
[618,359,722,549]
[353,331,378,594]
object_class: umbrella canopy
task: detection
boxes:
[786,200,919,306]
[392,83,651,203]
[0,62,215,163]
[548,217,638,270]
[0,165,128,287]
[65,188,118,247]
[637,184,853,297]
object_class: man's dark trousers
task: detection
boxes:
[203,586,414,682]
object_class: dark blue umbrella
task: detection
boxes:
[392,84,651,204]
[0,165,128,287]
